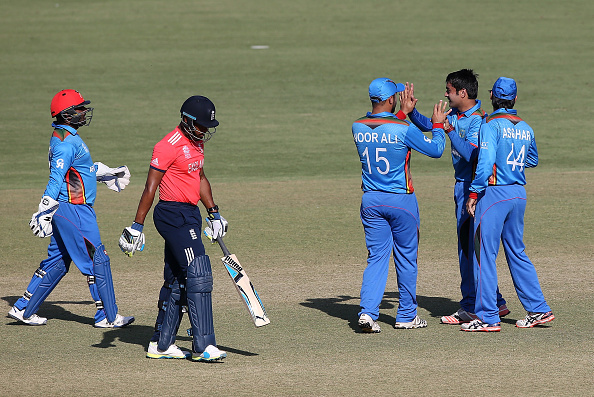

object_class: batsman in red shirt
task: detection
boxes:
[119,96,228,362]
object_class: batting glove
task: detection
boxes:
[95,162,131,192]
[29,196,59,238]
[204,212,228,242]
[119,222,145,257]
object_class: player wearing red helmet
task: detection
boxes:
[9,90,134,328]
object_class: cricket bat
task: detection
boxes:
[215,236,270,327]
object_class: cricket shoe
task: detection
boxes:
[394,315,427,329]
[192,345,227,362]
[460,319,501,332]
[358,313,381,333]
[440,308,477,324]
[7,306,47,326]
[516,311,555,328]
[498,304,511,317]
[147,341,191,359]
[94,314,135,328]
[441,304,510,324]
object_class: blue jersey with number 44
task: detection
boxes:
[353,112,445,193]
[470,108,538,194]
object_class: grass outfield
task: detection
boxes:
[1,0,593,396]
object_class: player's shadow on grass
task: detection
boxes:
[2,295,95,326]
[300,293,460,331]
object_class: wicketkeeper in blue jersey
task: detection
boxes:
[405,69,510,324]
[461,77,554,332]
[353,78,448,332]
[8,89,134,328]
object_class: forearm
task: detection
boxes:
[133,168,162,224]
[133,189,155,225]
[199,175,216,210]
[448,131,478,162]
[408,108,432,132]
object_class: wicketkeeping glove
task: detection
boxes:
[119,222,145,257]
[204,212,228,242]
[29,196,59,238]
[95,162,131,192]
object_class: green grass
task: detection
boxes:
[1,0,593,395]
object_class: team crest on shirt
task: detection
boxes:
[458,128,465,138]
[183,145,191,159]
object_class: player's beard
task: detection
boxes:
[391,102,397,113]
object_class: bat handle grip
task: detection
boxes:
[215,236,231,257]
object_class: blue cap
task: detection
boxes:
[369,78,405,102]
[491,77,517,100]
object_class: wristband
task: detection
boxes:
[468,192,478,200]
[432,123,444,130]
[206,205,219,213]
[395,110,407,120]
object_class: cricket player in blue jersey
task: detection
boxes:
[461,77,554,332]
[406,69,509,324]
[354,78,448,333]
[8,89,134,328]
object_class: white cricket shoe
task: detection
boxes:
[146,341,191,359]
[8,306,47,326]
[394,315,427,329]
[516,311,555,328]
[358,313,381,333]
[94,313,135,328]
[192,345,227,362]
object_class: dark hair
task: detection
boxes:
[446,69,479,99]
[491,96,516,110]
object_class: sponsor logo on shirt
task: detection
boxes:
[481,141,489,149]
[56,158,64,169]
[151,158,159,166]
[183,145,191,159]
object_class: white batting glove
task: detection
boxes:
[119,222,145,257]
[204,212,228,242]
[95,162,131,192]
[29,196,60,238]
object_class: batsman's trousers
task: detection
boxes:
[150,201,209,344]
[473,185,550,324]
[359,191,420,323]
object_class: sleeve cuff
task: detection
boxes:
[395,110,407,120]
[468,192,478,200]
[432,123,444,130]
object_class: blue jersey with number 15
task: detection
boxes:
[353,111,445,194]
[470,108,538,194]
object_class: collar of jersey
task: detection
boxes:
[453,99,482,118]
[366,111,396,118]
[490,108,517,116]
[51,123,78,135]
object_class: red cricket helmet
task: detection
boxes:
[50,89,93,127]
[50,89,91,117]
